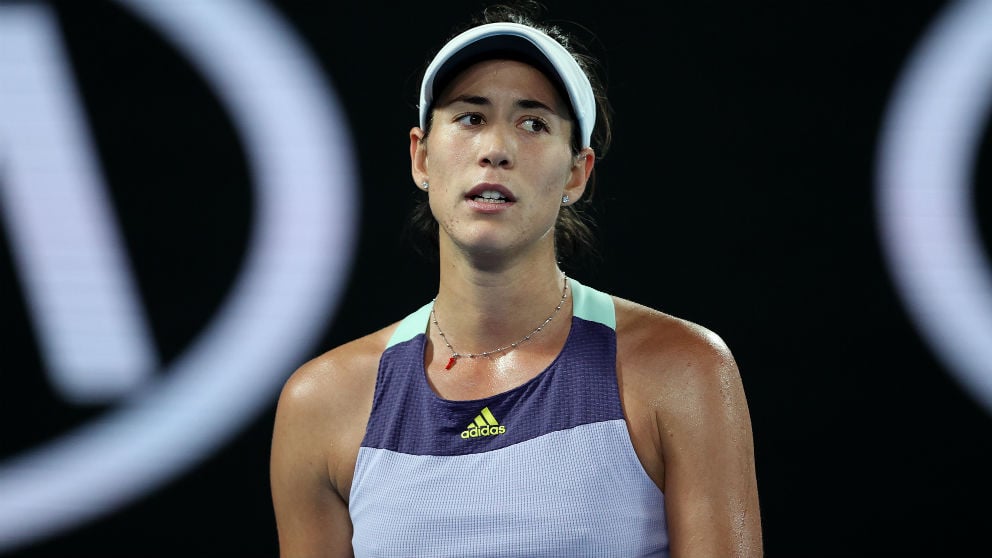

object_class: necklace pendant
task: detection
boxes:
[444,356,457,370]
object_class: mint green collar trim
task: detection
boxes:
[386,300,434,348]
[569,278,616,330]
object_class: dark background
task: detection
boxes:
[3,0,990,556]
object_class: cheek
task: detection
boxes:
[429,131,474,171]
[533,153,577,191]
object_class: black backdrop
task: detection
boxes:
[2,1,991,556]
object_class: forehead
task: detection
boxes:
[436,59,569,112]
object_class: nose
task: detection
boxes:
[478,124,514,169]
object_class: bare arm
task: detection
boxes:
[270,358,363,558]
[618,300,762,557]
[656,329,763,557]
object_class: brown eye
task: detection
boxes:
[521,118,549,133]
[456,113,484,126]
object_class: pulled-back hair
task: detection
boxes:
[408,1,613,265]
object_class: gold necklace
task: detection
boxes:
[430,274,569,370]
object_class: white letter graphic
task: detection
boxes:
[0,3,157,403]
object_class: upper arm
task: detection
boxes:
[618,301,762,558]
[270,362,355,558]
[654,329,763,557]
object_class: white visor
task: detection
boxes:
[419,22,596,148]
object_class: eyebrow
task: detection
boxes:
[443,94,559,115]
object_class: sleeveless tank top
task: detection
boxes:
[349,279,668,557]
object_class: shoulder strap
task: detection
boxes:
[569,278,616,330]
[385,300,434,348]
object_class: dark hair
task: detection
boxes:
[408,1,613,265]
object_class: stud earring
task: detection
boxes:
[421,181,429,190]
[561,194,570,205]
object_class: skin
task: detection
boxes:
[270,58,763,557]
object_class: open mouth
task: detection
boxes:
[471,190,509,203]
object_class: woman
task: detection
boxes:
[270,4,762,556]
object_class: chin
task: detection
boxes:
[441,223,551,260]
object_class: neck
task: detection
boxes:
[432,256,570,358]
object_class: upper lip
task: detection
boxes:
[466,183,516,202]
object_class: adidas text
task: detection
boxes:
[460,425,506,439]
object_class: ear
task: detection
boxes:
[562,147,595,205]
[410,127,429,189]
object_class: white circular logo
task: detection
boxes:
[876,0,992,415]
[0,0,358,551]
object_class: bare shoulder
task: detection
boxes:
[613,296,738,388]
[612,297,762,555]
[277,326,391,423]
[272,322,398,495]
[611,296,751,478]
[270,322,404,555]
